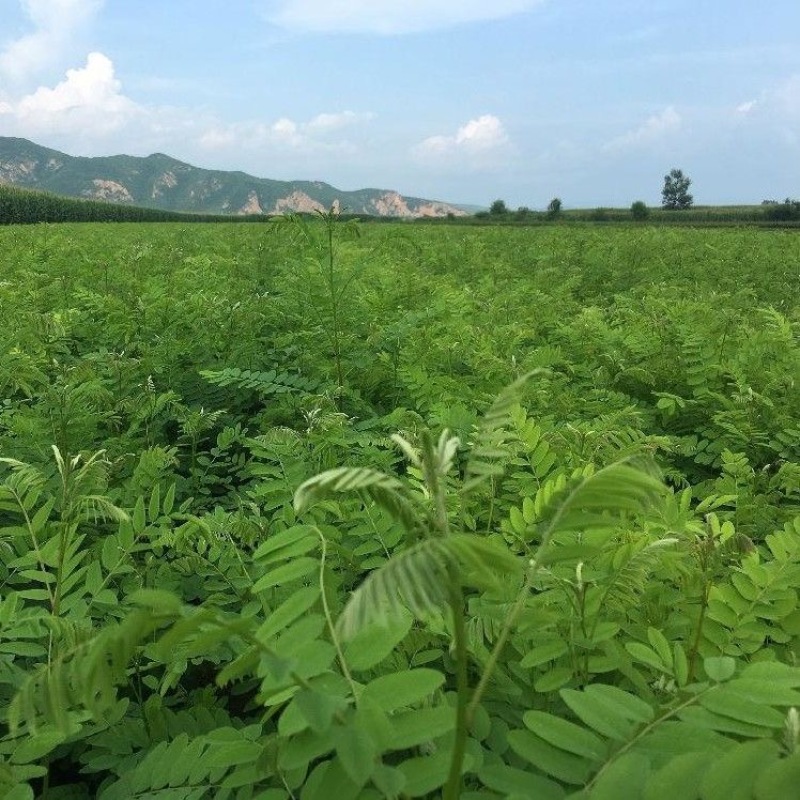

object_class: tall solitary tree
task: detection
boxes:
[489,199,508,216]
[662,169,693,210]
[546,197,563,218]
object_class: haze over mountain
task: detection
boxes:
[0,137,469,218]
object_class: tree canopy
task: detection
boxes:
[662,168,693,210]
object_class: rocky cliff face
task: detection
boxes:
[271,190,326,215]
[0,158,37,183]
[84,179,133,203]
[0,136,468,218]
[368,191,463,218]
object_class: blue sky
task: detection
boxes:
[0,0,798,208]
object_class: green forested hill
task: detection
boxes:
[0,136,466,217]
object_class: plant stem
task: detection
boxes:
[325,213,344,387]
[316,529,358,700]
[443,576,469,800]
[585,686,712,791]
[687,581,710,683]
[467,564,535,724]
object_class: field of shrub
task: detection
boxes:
[0,218,798,798]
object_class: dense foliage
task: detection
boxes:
[661,170,694,211]
[472,203,800,226]
[763,199,800,223]
[0,185,247,225]
[0,218,798,798]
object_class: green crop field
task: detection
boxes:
[0,218,799,798]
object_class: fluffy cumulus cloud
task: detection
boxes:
[0,40,373,163]
[264,0,543,35]
[605,106,682,151]
[0,0,104,84]
[412,115,510,166]
[1,53,139,134]
[0,52,142,138]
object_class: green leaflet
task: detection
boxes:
[386,706,455,750]
[251,557,318,593]
[343,614,412,672]
[360,669,444,712]
[256,586,320,643]
[278,727,337,772]
[252,525,318,562]
[462,370,545,492]
[337,534,521,639]
[294,466,423,537]
[293,688,347,733]
[302,758,362,800]
[97,727,264,799]
[700,740,781,800]
[560,685,654,741]
[523,711,606,761]
[335,539,452,638]
[520,639,570,669]
[589,752,651,800]
[397,749,457,798]
[508,729,593,785]
[643,752,707,800]
[754,752,800,800]
[479,763,565,800]
[200,367,319,396]
[336,722,378,786]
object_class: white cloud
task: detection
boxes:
[413,115,510,166]
[732,74,800,147]
[0,52,140,137]
[736,75,800,119]
[307,110,374,131]
[264,0,544,35]
[197,109,374,154]
[0,44,374,163]
[271,117,298,141]
[0,0,104,84]
[605,106,682,151]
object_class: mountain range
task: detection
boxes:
[0,137,470,218]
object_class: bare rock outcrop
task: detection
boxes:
[152,171,178,198]
[272,191,326,215]
[239,191,264,215]
[84,179,133,203]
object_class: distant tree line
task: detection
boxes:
[2,180,798,228]
[473,168,798,227]
[485,196,564,222]
[761,198,800,221]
